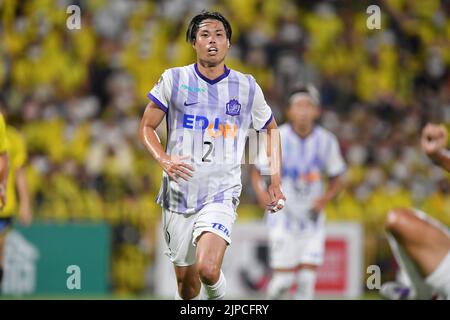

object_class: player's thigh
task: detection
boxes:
[195,232,227,273]
[387,208,450,275]
[162,208,197,267]
[193,204,234,273]
[386,208,450,249]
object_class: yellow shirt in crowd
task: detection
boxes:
[0,114,7,153]
[0,125,27,217]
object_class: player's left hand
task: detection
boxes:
[312,196,328,213]
[267,184,286,213]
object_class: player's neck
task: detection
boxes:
[291,124,314,139]
[196,61,227,80]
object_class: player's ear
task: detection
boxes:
[286,104,293,121]
[314,105,322,119]
[227,40,230,48]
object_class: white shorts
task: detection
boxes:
[425,250,450,299]
[162,202,237,267]
[268,227,325,269]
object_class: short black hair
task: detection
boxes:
[287,84,320,106]
[186,11,232,44]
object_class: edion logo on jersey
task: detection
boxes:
[183,114,238,139]
[211,223,230,237]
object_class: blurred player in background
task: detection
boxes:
[381,123,450,300]
[251,85,346,299]
[0,102,32,293]
[139,11,285,300]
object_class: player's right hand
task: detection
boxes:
[421,123,448,156]
[267,183,286,213]
[159,154,195,182]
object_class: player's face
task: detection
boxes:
[288,96,319,131]
[193,19,229,67]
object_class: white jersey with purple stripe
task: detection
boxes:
[148,63,273,215]
[263,123,346,232]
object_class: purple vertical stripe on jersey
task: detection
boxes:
[187,68,199,156]
[165,109,170,153]
[208,82,219,117]
[157,70,179,208]
[170,68,180,108]
[172,69,183,130]
[169,68,187,212]
[208,81,225,203]
[214,190,225,203]
[299,138,306,180]
[196,187,206,210]
[228,71,240,164]
[196,73,219,208]
[179,68,200,211]
[325,132,332,162]
[287,129,294,168]
[195,72,209,210]
[187,68,199,108]
[302,128,315,174]
[241,75,256,167]
[172,69,183,134]
[228,71,239,100]
[165,104,171,153]
[245,75,256,116]
[311,128,324,171]
[233,125,239,164]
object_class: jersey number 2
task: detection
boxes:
[202,141,213,162]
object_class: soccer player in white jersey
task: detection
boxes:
[251,85,346,300]
[381,123,450,300]
[139,11,285,300]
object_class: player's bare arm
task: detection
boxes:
[250,165,271,209]
[139,101,194,182]
[0,153,8,210]
[265,117,286,212]
[421,123,450,172]
[312,175,344,214]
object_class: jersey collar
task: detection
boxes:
[290,123,316,140]
[194,63,230,85]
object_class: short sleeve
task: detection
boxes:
[147,70,172,113]
[325,135,346,177]
[251,81,273,131]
